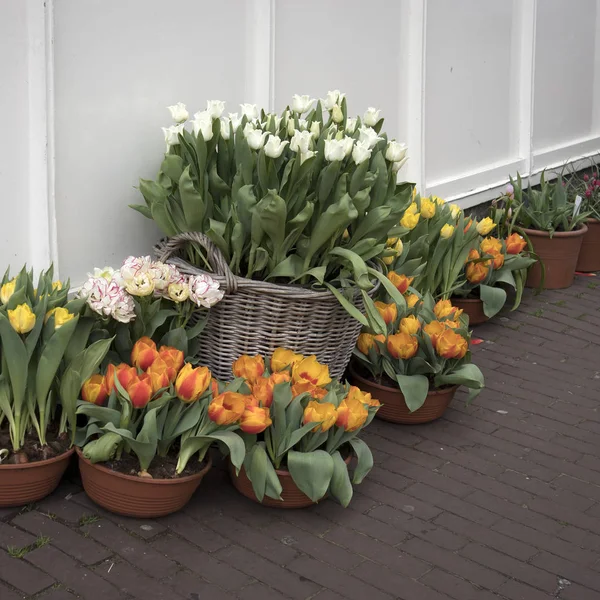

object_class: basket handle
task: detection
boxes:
[156,232,238,294]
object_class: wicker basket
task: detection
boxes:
[155,232,379,380]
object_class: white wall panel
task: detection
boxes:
[273,0,407,146]
[52,0,248,284]
[424,0,518,184]
[0,2,31,274]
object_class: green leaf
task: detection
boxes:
[278,421,319,456]
[323,283,368,327]
[287,449,334,502]
[0,313,29,414]
[330,451,353,507]
[396,373,429,413]
[161,154,185,182]
[159,329,188,355]
[82,432,122,463]
[479,284,506,319]
[349,437,374,484]
[176,429,246,474]
[434,364,484,393]
[179,167,205,231]
[328,248,372,290]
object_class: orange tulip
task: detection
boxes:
[106,363,138,395]
[505,232,527,255]
[211,379,220,398]
[387,333,419,359]
[303,400,338,432]
[435,329,468,359]
[175,363,211,403]
[147,358,172,393]
[433,299,462,320]
[81,374,108,405]
[270,348,304,372]
[463,218,473,233]
[126,373,153,408]
[480,237,504,269]
[356,333,385,355]
[131,337,159,371]
[240,405,272,434]
[252,372,290,408]
[232,355,265,384]
[346,385,380,408]
[208,392,246,425]
[292,355,331,387]
[399,315,421,335]
[423,320,446,344]
[374,301,397,325]
[291,381,328,400]
[405,293,420,308]
[465,250,490,284]
[336,394,368,432]
[387,272,414,295]
[158,345,185,375]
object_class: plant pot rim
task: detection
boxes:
[348,365,458,396]
[0,446,75,470]
[522,223,588,238]
[451,295,482,304]
[75,447,211,484]
[585,217,599,224]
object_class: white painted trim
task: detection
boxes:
[245,0,274,111]
[533,135,600,171]
[403,0,427,191]
[25,0,57,275]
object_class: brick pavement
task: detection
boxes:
[1,275,599,599]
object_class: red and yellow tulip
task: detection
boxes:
[208,391,246,425]
[232,354,265,383]
[131,337,159,371]
[175,363,211,403]
[81,374,108,405]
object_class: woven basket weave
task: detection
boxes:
[155,232,379,380]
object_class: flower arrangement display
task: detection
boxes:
[132,93,413,292]
[351,291,484,422]
[76,337,245,479]
[78,256,223,362]
[227,349,379,507]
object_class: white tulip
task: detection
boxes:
[345,117,357,134]
[342,136,354,157]
[266,113,282,130]
[321,90,345,111]
[324,139,347,162]
[290,130,312,154]
[363,107,381,127]
[392,157,408,173]
[299,119,309,131]
[167,102,189,124]
[246,128,268,150]
[291,94,315,114]
[264,135,289,158]
[220,117,231,140]
[331,104,343,124]
[310,121,320,139]
[385,141,407,162]
[240,103,259,120]
[228,112,242,131]
[301,150,317,164]
[162,124,184,150]
[352,140,372,165]
[193,109,211,121]
[206,100,225,119]
[191,115,213,141]
[358,126,383,149]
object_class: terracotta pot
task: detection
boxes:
[76,448,211,518]
[349,367,457,424]
[229,454,352,509]
[576,218,600,272]
[524,224,588,289]
[0,448,75,507]
[450,296,489,325]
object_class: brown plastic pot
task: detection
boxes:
[576,218,600,272]
[450,296,489,325]
[0,448,75,507]
[524,224,587,289]
[349,367,457,424]
[76,447,211,518]
[229,454,352,509]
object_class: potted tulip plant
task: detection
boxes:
[0,266,112,506]
[76,338,245,517]
[135,93,413,379]
[350,290,484,424]
[450,232,537,324]
[495,172,589,289]
[226,349,379,508]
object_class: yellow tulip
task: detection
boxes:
[8,304,36,334]
[399,315,421,335]
[52,281,63,292]
[356,333,385,355]
[336,394,368,432]
[420,198,436,219]
[303,400,338,432]
[405,293,420,308]
[476,217,496,236]
[433,195,446,206]
[406,202,418,215]
[449,204,461,219]
[440,224,455,239]
[52,307,75,329]
[401,211,420,230]
[292,355,331,387]
[0,279,16,305]
[270,348,304,372]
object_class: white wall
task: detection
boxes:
[1,0,600,285]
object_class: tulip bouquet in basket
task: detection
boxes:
[132,93,413,299]
[76,337,245,478]
[78,256,223,363]
[353,292,484,412]
[226,349,379,507]
[0,266,111,464]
